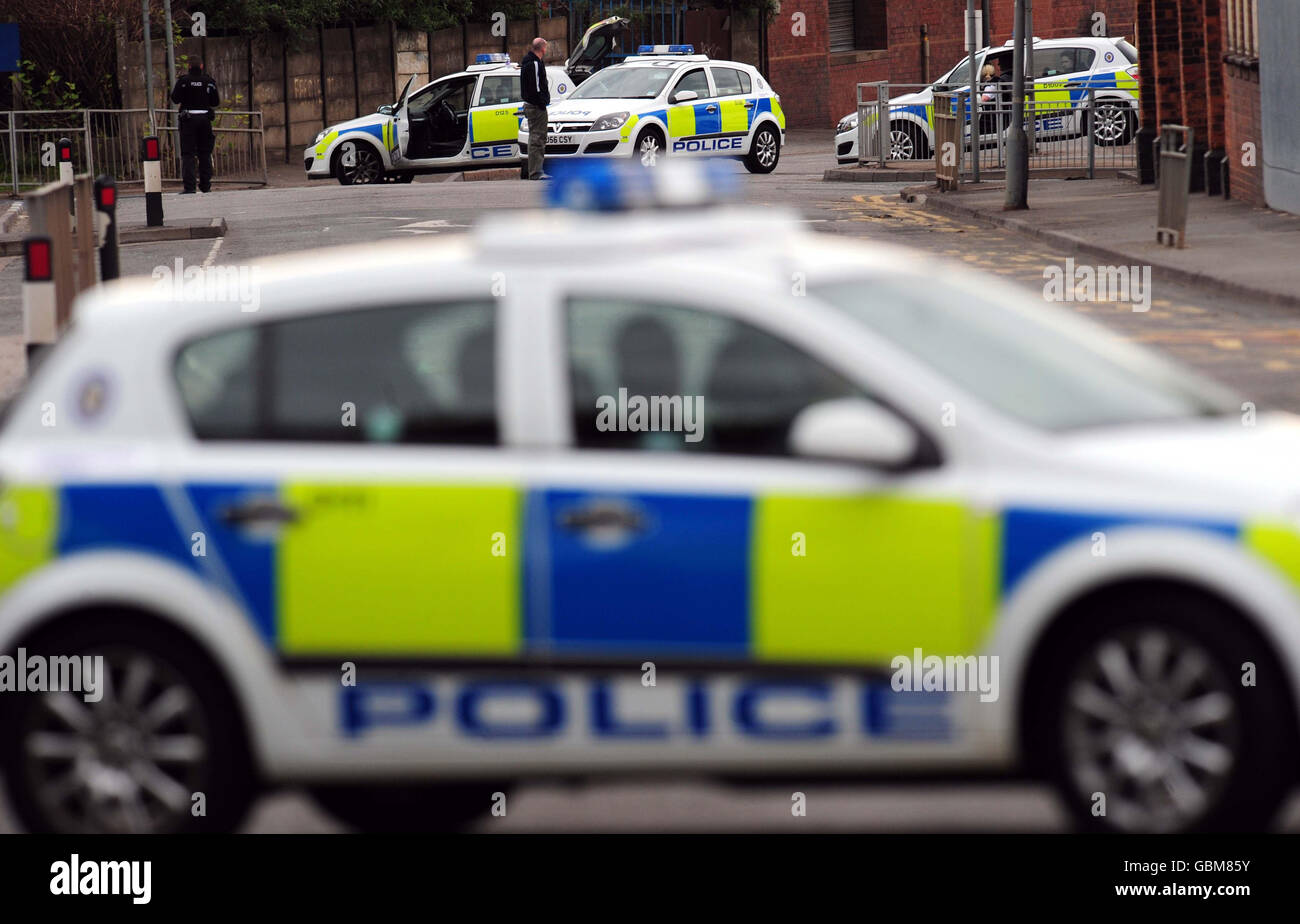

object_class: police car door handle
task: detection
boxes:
[705,105,718,113]
[558,499,647,536]
[219,498,300,528]
[743,101,755,108]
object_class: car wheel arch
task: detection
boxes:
[1015,575,1300,780]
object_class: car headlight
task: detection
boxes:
[315,130,328,144]
[837,112,858,133]
[591,111,630,132]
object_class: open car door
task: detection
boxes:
[391,74,415,163]
[566,16,630,85]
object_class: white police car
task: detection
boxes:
[2,164,1298,834]
[835,35,1140,163]
[304,53,577,184]
[519,46,785,173]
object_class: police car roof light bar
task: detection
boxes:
[636,44,694,55]
[475,53,510,64]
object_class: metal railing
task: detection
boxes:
[853,81,1140,179]
[932,91,960,190]
[1,109,267,194]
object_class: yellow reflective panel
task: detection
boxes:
[278,483,522,655]
[720,99,748,134]
[751,495,984,663]
[667,105,696,139]
[0,485,57,592]
[472,107,520,144]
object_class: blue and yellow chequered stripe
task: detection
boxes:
[0,481,1276,663]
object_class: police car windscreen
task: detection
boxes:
[814,277,1237,432]
[568,67,674,99]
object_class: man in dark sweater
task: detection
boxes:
[520,37,551,180]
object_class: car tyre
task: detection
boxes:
[310,783,508,832]
[887,122,929,161]
[1091,102,1136,147]
[0,614,256,834]
[744,124,781,174]
[334,140,385,185]
[1029,587,1295,833]
[636,128,666,168]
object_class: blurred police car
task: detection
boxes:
[519,46,785,172]
[2,164,1297,835]
[835,35,1140,163]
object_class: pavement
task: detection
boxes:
[913,176,1300,309]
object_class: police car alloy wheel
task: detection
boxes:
[637,130,664,168]
[888,124,927,161]
[0,616,255,834]
[1092,102,1135,147]
[744,125,780,174]
[335,141,384,185]
[1031,589,1296,833]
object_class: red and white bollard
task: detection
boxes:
[142,135,164,227]
[22,236,57,367]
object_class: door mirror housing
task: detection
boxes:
[377,104,395,116]
[789,398,919,469]
[672,89,699,103]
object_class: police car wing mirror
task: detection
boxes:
[788,398,918,469]
[672,90,699,104]
[378,104,395,116]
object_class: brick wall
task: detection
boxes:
[768,0,1136,129]
[1223,61,1264,205]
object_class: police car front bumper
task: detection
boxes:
[518,127,630,159]
[835,127,858,164]
[303,144,334,179]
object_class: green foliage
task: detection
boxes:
[14,59,86,110]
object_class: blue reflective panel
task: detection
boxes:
[529,489,751,654]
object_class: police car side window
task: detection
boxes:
[566,299,861,456]
[477,75,521,106]
[174,301,498,445]
[672,69,711,100]
[711,68,747,97]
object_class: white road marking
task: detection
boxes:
[202,236,225,268]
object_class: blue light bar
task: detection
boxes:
[544,159,736,212]
[636,44,695,55]
[475,53,510,64]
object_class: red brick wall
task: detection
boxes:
[768,0,1136,129]
[1223,62,1264,205]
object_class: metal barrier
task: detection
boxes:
[1156,124,1193,248]
[2,109,267,194]
[932,92,960,191]
[852,81,1140,178]
[855,81,891,167]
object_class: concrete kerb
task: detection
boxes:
[0,216,226,257]
[907,186,1300,312]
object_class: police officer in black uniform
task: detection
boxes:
[170,60,220,194]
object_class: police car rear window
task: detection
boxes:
[174,301,499,445]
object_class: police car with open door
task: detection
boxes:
[520,46,786,173]
[304,53,573,184]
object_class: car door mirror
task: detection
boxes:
[377,104,395,116]
[672,89,699,104]
[789,398,918,468]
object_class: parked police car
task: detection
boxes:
[303,18,630,183]
[2,165,1298,835]
[835,35,1140,162]
[519,46,785,173]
